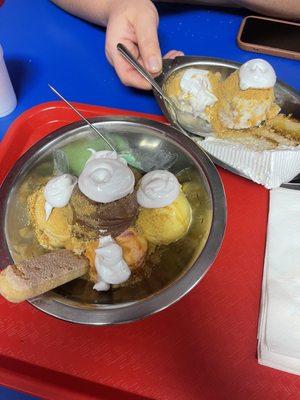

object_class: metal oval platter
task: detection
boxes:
[154,56,300,189]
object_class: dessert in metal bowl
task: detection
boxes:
[0,117,226,324]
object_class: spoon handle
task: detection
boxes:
[117,43,165,98]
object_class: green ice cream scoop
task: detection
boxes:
[62,139,109,176]
[62,136,142,176]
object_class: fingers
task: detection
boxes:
[105,12,150,90]
[104,1,161,89]
[114,48,152,90]
[135,9,162,74]
[163,50,185,59]
[106,29,151,89]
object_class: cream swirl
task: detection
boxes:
[180,68,217,117]
[86,150,127,165]
[137,170,180,208]
[44,174,77,220]
[239,59,276,90]
[93,235,131,291]
[78,151,135,203]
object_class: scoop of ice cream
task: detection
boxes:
[83,150,119,164]
[137,170,180,208]
[209,70,280,131]
[63,138,140,176]
[180,69,218,116]
[28,188,73,250]
[78,150,135,203]
[164,68,220,121]
[92,235,131,291]
[63,139,110,176]
[136,191,191,245]
[70,186,138,239]
[115,228,148,270]
[44,174,77,220]
[239,59,276,90]
[85,228,148,283]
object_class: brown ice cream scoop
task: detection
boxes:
[70,186,139,239]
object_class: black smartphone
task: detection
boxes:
[237,16,300,60]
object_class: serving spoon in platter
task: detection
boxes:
[116,43,193,139]
[117,43,213,137]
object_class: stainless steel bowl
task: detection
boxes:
[154,56,300,188]
[0,116,226,325]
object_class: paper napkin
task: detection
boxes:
[258,187,300,374]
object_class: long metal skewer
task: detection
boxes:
[48,84,116,152]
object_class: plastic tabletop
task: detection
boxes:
[1,0,300,140]
[0,0,299,399]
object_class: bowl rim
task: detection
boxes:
[0,116,227,325]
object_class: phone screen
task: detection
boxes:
[240,17,300,53]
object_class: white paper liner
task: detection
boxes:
[195,137,300,189]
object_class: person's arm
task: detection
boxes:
[155,0,300,20]
[51,0,162,89]
[232,0,300,20]
[51,0,110,25]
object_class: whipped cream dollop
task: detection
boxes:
[239,59,276,90]
[180,68,217,117]
[137,170,180,208]
[44,174,77,220]
[93,235,131,291]
[78,150,135,203]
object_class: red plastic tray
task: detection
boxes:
[1,102,299,400]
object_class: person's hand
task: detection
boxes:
[105,0,183,89]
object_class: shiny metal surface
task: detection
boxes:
[154,56,300,187]
[0,116,226,325]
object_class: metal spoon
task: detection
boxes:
[117,43,191,138]
[48,84,116,152]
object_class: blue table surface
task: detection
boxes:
[0,0,299,399]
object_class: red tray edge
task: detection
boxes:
[1,101,166,144]
[0,354,152,400]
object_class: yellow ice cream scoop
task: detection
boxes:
[135,191,191,245]
[28,188,73,250]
